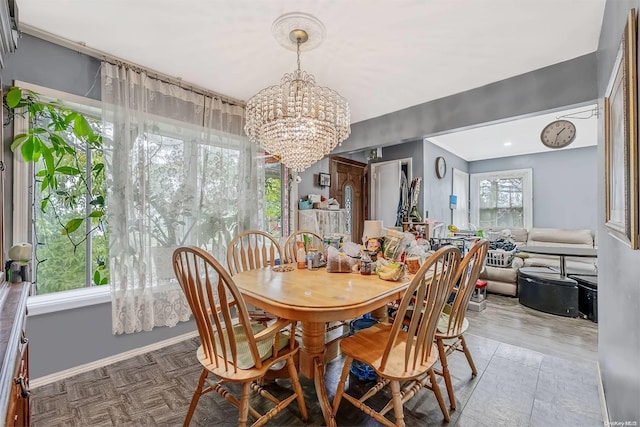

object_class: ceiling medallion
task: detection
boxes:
[244,12,351,172]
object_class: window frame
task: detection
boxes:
[469,168,533,230]
[11,82,108,312]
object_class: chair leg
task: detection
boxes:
[429,369,451,422]
[437,337,456,410]
[184,368,208,427]
[390,380,405,427]
[238,382,252,427]
[286,356,309,421]
[332,356,353,414]
[460,335,477,377]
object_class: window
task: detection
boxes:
[264,159,284,237]
[470,168,532,230]
[12,82,107,296]
[14,82,280,300]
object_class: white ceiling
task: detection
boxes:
[428,103,599,161]
[19,0,605,127]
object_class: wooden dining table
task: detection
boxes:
[232,266,412,426]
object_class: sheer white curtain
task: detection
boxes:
[102,63,265,334]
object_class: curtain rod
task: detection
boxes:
[20,23,246,107]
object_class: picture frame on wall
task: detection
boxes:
[604,8,639,249]
[318,172,331,187]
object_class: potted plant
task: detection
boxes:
[3,86,108,288]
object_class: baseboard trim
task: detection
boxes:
[596,361,609,426]
[30,330,199,389]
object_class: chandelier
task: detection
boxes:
[244,13,351,172]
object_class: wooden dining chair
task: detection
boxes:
[227,230,284,275]
[283,230,323,264]
[173,246,308,427]
[227,230,283,325]
[332,246,461,427]
[433,239,489,410]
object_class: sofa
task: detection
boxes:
[479,227,597,296]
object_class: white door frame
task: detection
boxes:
[451,168,469,227]
[369,158,412,220]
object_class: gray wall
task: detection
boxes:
[369,139,425,217]
[469,146,597,231]
[298,157,331,201]
[597,1,640,423]
[2,34,196,379]
[424,140,469,223]
[335,52,597,154]
[2,34,102,249]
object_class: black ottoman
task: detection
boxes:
[569,275,598,323]
[518,267,579,317]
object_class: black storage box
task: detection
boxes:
[518,267,579,317]
[569,275,598,323]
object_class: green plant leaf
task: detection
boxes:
[31,136,42,162]
[90,196,105,206]
[89,211,104,218]
[20,136,35,162]
[40,198,49,213]
[41,176,49,192]
[62,218,84,235]
[28,103,45,115]
[92,162,104,175]
[93,270,100,286]
[73,115,93,138]
[5,87,22,108]
[41,145,55,176]
[100,277,109,285]
[10,134,28,152]
[55,166,81,175]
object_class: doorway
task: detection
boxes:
[330,157,367,243]
[369,158,412,230]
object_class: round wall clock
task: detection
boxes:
[435,156,446,179]
[540,119,577,149]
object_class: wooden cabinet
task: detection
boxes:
[0,279,31,427]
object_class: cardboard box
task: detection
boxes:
[313,201,328,209]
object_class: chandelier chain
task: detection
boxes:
[297,38,301,72]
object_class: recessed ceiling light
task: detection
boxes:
[504,141,512,146]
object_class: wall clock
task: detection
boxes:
[435,156,446,179]
[540,119,577,149]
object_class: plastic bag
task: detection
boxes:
[375,259,406,281]
[326,246,354,273]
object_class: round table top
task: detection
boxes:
[520,245,597,257]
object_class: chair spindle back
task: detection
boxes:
[443,240,489,336]
[173,246,263,372]
[227,230,283,276]
[381,246,461,373]
[283,230,323,264]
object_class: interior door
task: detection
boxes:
[452,168,469,228]
[370,160,401,230]
[330,157,367,243]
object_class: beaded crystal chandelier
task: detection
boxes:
[244,13,351,172]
